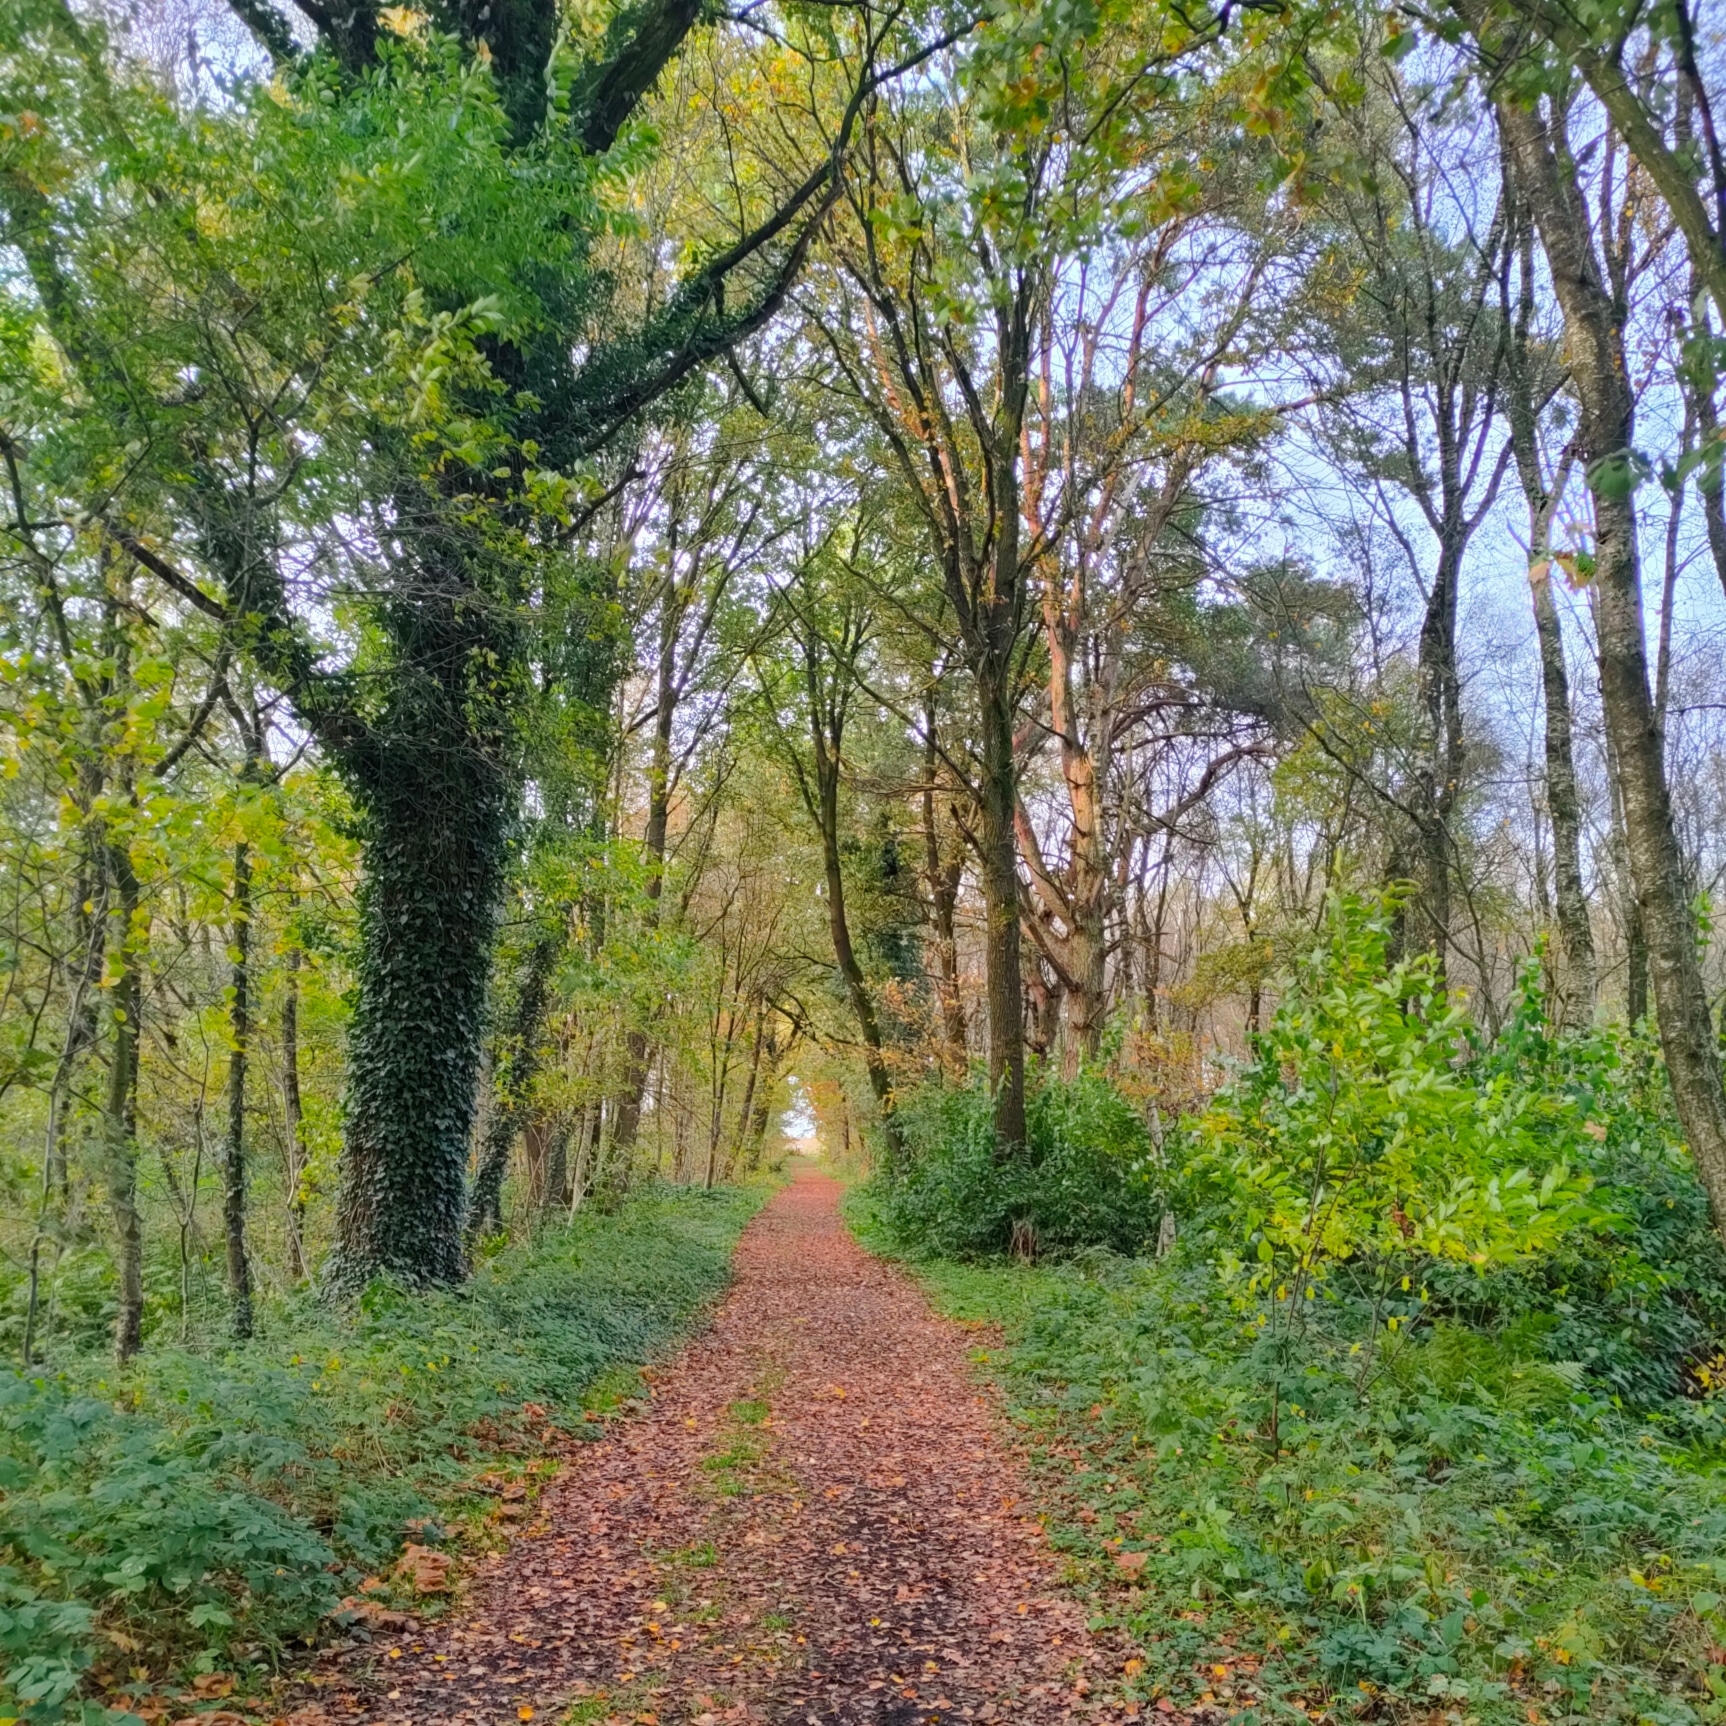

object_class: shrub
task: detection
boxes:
[1193,893,1601,1304]
[1434,986,1726,1407]
[866,1067,1164,1258]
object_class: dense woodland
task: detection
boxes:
[5,0,1726,1719]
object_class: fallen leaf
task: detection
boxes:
[395,1542,453,1594]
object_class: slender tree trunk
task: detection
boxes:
[1412,529,1465,973]
[817,779,906,1167]
[1501,189,1597,1025]
[105,829,144,1363]
[1498,91,1726,1233]
[746,1041,781,1169]
[223,828,254,1339]
[734,1009,764,1165]
[1689,299,1726,603]
[280,938,311,1281]
[468,930,560,1239]
[977,664,1027,1150]
[1527,560,1596,1023]
[614,611,677,1157]
[920,729,967,1078]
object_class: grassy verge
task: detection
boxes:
[852,1213,1726,1726]
[0,1182,766,1725]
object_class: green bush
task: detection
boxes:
[863,1067,1165,1259]
[1435,992,1726,1408]
[0,1182,762,1724]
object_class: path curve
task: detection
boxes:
[296,1167,1127,1725]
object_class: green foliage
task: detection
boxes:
[913,1244,1726,1724]
[860,1068,1165,1259]
[1436,988,1726,1408]
[0,1183,762,1723]
[880,897,1726,1722]
[1193,894,1601,1295]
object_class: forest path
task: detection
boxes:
[292,1166,1132,1726]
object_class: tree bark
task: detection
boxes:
[331,758,509,1288]
[920,724,967,1078]
[468,929,561,1239]
[105,828,144,1363]
[1497,90,1726,1232]
[223,825,254,1338]
[1500,192,1596,1024]
[280,935,311,1281]
[1526,558,1596,1024]
[977,658,1027,1150]
[612,601,677,1157]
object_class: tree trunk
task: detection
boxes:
[977,662,1027,1151]
[1498,91,1726,1233]
[920,728,967,1078]
[468,930,560,1239]
[613,600,678,1157]
[223,829,254,1339]
[331,765,508,1288]
[817,776,906,1168]
[1503,177,1595,1025]
[1528,561,1596,1024]
[1412,529,1465,974]
[281,937,311,1281]
[105,830,144,1363]
[1691,302,1726,603]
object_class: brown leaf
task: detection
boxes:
[395,1542,453,1594]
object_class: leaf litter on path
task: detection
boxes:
[284,1169,1148,1725]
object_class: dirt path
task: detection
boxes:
[297,1168,1128,1726]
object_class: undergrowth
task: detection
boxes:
[0,1182,763,1725]
[896,1249,1726,1726]
[852,897,1726,1725]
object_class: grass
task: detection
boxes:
[882,1242,1726,1726]
[0,1181,766,1725]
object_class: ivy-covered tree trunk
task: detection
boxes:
[105,826,144,1363]
[467,929,561,1239]
[280,933,311,1282]
[331,766,510,1287]
[223,826,254,1338]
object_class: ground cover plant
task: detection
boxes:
[0,1182,762,1724]
[857,899,1726,1725]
